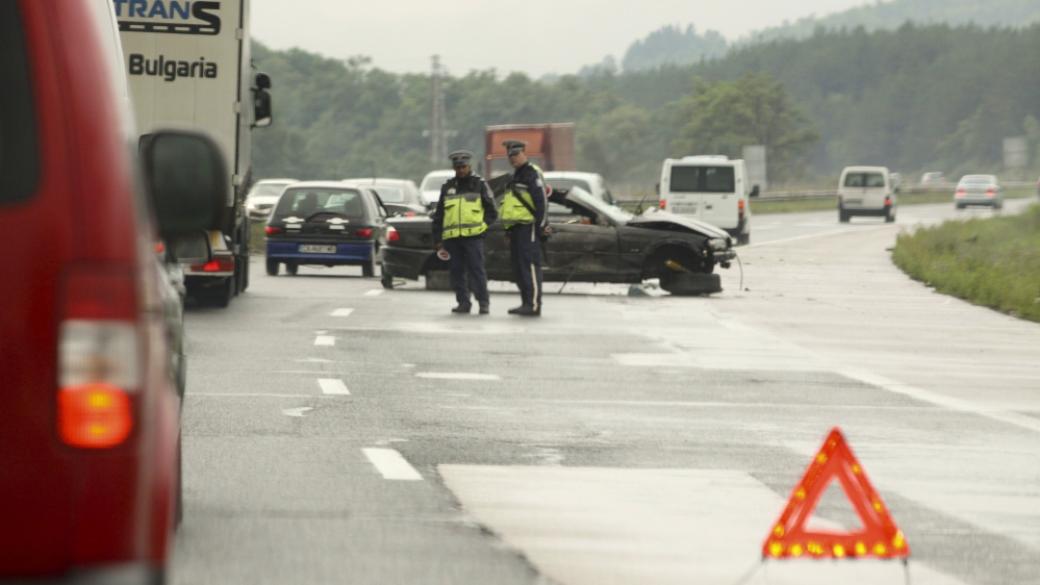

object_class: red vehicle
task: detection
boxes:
[0,1,226,582]
[484,123,576,177]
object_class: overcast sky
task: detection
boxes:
[253,0,874,76]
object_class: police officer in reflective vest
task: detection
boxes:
[432,150,498,314]
[500,140,547,317]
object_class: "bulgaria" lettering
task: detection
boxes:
[128,54,218,82]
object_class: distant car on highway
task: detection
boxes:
[383,187,737,296]
[919,171,946,187]
[343,178,427,217]
[265,182,391,277]
[419,169,456,209]
[544,171,616,206]
[955,175,1004,210]
[1,1,228,581]
[246,178,297,220]
[838,166,897,223]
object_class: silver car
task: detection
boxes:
[246,178,297,220]
[954,175,1003,210]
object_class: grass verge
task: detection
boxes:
[892,203,1040,322]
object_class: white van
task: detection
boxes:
[658,156,754,245]
[838,166,896,223]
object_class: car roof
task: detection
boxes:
[283,181,366,191]
[960,174,997,181]
[257,178,297,184]
[343,178,415,186]
[544,171,602,182]
[842,166,889,173]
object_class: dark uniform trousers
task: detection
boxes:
[508,223,542,311]
[444,236,489,308]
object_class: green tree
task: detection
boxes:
[672,74,819,182]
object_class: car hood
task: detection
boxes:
[247,195,280,206]
[627,209,731,240]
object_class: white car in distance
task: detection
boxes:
[246,178,297,220]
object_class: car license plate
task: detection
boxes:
[299,244,336,254]
[844,198,862,205]
[673,203,698,214]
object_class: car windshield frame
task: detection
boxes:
[273,187,368,220]
[562,187,633,226]
[250,183,292,198]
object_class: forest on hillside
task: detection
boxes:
[252,23,1040,190]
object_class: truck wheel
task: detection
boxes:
[839,207,850,223]
[885,208,896,223]
[265,259,279,276]
[738,232,750,246]
[213,277,233,308]
[240,257,250,292]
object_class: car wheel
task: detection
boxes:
[266,259,279,276]
[660,271,721,296]
[286,262,299,276]
[380,263,394,290]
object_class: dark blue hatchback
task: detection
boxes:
[265,182,390,277]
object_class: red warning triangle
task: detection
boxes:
[762,427,909,560]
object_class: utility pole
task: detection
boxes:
[430,55,447,163]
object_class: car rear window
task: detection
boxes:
[370,186,405,203]
[844,173,886,188]
[0,1,40,205]
[274,188,367,220]
[670,166,735,193]
[546,178,592,194]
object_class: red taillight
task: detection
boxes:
[985,189,996,198]
[659,199,667,210]
[738,199,746,218]
[191,255,234,273]
[955,189,966,198]
[356,227,374,239]
[58,383,133,449]
[884,197,892,207]
[388,226,401,242]
[154,241,166,255]
[265,225,283,236]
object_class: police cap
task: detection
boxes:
[502,140,526,156]
[449,150,474,167]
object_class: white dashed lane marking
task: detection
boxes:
[416,372,501,381]
[331,308,355,317]
[318,378,350,395]
[364,290,384,297]
[314,335,335,347]
[363,448,423,481]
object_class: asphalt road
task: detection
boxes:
[174,198,1040,585]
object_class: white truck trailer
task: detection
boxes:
[114,0,272,307]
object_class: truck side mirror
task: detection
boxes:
[253,89,273,128]
[750,185,761,198]
[255,72,272,90]
[140,130,228,238]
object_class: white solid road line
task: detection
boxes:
[282,407,313,418]
[331,308,355,317]
[314,335,335,347]
[362,448,423,481]
[318,378,350,395]
[364,289,384,297]
[416,372,502,381]
[747,225,889,249]
[842,369,1040,435]
[190,392,313,398]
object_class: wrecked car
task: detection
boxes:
[381,187,737,295]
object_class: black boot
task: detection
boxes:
[514,305,540,317]
[451,304,472,314]
[478,304,490,315]
[507,305,525,315]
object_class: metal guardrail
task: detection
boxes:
[614,181,1037,204]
